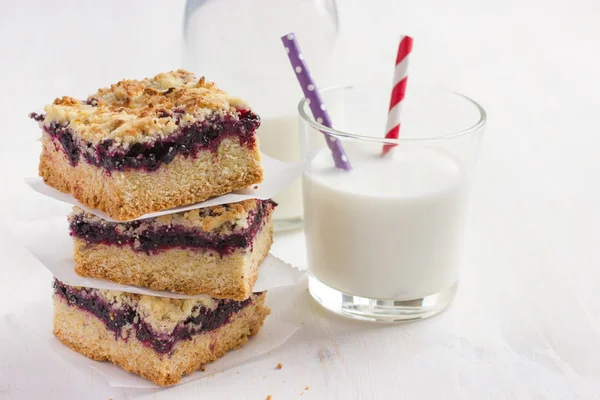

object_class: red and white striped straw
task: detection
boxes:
[382,35,413,156]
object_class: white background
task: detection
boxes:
[1,0,600,399]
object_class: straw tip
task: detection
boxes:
[400,35,414,49]
[281,33,295,42]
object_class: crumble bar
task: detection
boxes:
[52,279,269,386]
[69,199,275,299]
[31,70,263,221]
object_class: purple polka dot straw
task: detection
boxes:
[281,33,352,171]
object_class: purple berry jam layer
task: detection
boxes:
[53,279,260,355]
[31,111,260,172]
[69,199,275,256]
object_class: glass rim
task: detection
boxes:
[297,84,487,144]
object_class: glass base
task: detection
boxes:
[273,217,303,232]
[308,274,458,322]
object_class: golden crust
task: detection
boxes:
[40,134,263,221]
[53,292,269,386]
[42,70,250,146]
[72,217,273,299]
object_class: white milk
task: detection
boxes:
[256,117,303,221]
[303,145,468,300]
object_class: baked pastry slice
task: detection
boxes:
[31,69,263,221]
[52,279,269,386]
[70,199,275,300]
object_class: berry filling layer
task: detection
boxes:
[53,279,257,355]
[31,111,260,172]
[70,200,275,256]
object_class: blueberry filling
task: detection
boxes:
[58,130,80,165]
[70,200,275,256]
[53,279,255,355]
[29,112,45,122]
[56,279,134,333]
[31,111,260,171]
[32,117,81,165]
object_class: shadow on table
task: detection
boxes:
[269,276,444,336]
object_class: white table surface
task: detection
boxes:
[1,1,600,399]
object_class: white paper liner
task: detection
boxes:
[13,217,306,299]
[4,284,301,389]
[25,153,305,222]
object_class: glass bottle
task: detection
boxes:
[183,0,339,231]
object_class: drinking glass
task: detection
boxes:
[299,85,486,321]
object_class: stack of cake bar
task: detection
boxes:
[30,70,275,386]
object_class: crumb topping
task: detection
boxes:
[137,296,216,333]
[40,70,250,146]
[155,199,258,231]
[70,199,262,234]
[95,288,218,334]
[98,289,138,309]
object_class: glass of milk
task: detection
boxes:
[299,85,486,321]
[183,0,340,231]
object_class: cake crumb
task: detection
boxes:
[305,386,310,390]
[276,363,283,369]
[266,396,272,400]
[43,70,244,145]
[199,365,206,372]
